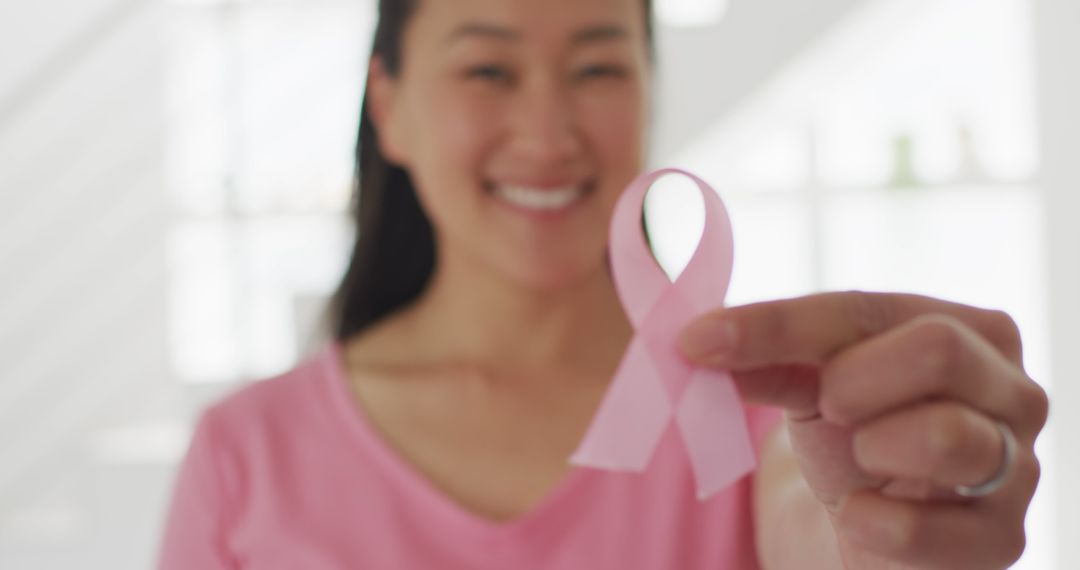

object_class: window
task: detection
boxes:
[649,0,1053,566]
[165,0,373,382]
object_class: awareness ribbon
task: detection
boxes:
[569,168,755,500]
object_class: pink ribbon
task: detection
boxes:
[569,168,755,499]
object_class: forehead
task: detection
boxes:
[405,0,647,48]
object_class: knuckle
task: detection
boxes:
[910,314,970,382]
[843,290,897,338]
[984,309,1024,360]
[1014,453,1042,500]
[990,456,1040,565]
[999,524,1028,566]
[986,308,1022,339]
[762,307,791,346]
[1020,379,1050,432]
[1028,455,1042,486]
[757,303,801,357]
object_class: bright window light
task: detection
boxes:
[657,0,729,27]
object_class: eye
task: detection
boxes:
[576,64,629,81]
[465,64,514,84]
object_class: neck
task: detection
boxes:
[401,251,632,374]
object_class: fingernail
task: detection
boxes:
[680,316,738,363]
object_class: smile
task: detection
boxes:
[490,183,589,212]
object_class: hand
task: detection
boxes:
[680,291,1049,569]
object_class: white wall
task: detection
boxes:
[1032,0,1080,566]
[0,0,176,567]
[652,0,862,161]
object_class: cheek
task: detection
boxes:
[577,88,648,208]
[583,90,646,162]
[401,86,509,249]
[576,77,646,155]
[405,86,501,223]
[425,87,501,174]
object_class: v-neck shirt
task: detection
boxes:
[158,343,782,569]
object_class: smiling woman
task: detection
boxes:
[156,0,1049,568]
[332,0,654,339]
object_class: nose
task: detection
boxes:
[507,76,583,165]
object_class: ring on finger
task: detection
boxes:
[953,420,1018,498]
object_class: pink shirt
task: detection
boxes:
[158,344,782,569]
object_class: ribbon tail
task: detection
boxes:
[570,337,671,472]
[675,369,756,499]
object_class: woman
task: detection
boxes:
[158,0,1048,567]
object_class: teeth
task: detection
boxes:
[493,185,584,211]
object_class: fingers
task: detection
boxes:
[680,291,1025,369]
[837,400,1042,569]
[682,291,1047,569]
[720,311,1047,435]
[834,490,1031,570]
[820,313,1048,439]
[730,365,820,419]
[852,401,1006,491]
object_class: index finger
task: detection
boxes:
[679,291,1024,369]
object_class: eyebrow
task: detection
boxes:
[572,25,628,44]
[445,23,629,45]
[446,23,519,43]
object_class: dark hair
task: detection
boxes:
[330,0,655,342]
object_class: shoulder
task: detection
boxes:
[164,347,350,550]
[194,347,339,449]
[178,347,346,499]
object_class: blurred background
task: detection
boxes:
[0,0,1076,567]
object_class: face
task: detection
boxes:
[370,0,650,290]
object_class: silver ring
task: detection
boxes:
[954,420,1017,498]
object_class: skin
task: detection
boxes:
[349,0,644,522]
[683,293,1048,569]
[346,0,1049,566]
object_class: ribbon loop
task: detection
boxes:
[570,168,755,499]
